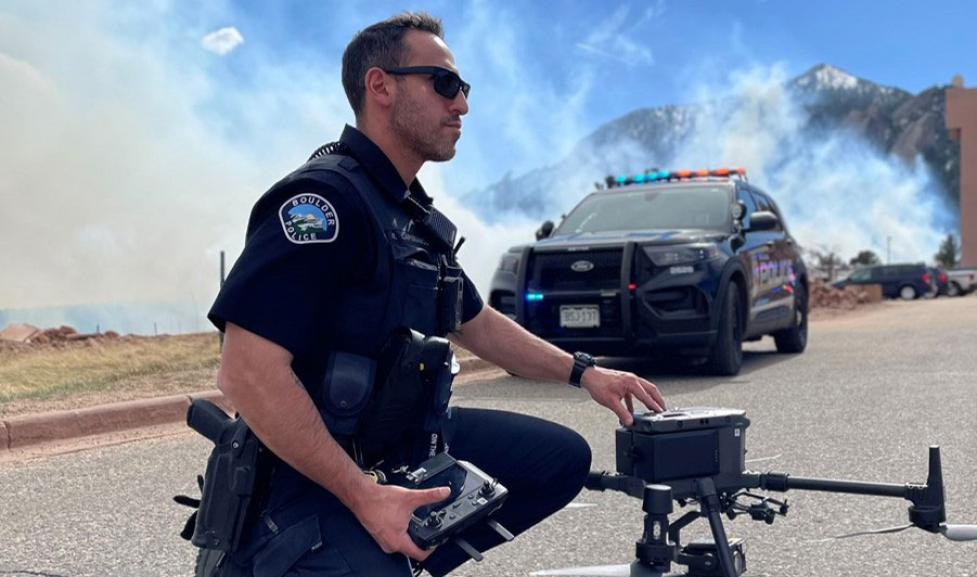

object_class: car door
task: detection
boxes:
[877,266,898,298]
[761,193,797,323]
[748,190,792,325]
[735,186,768,328]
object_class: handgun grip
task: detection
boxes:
[187,398,231,444]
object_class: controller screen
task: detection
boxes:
[412,464,468,518]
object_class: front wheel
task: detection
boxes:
[708,282,743,376]
[947,282,961,297]
[774,283,808,353]
[899,285,918,300]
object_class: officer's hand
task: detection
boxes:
[580,366,666,426]
[353,483,450,561]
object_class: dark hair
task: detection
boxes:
[342,12,444,117]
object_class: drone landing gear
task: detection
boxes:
[630,479,745,577]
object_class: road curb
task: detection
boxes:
[0,356,497,451]
[4,394,193,450]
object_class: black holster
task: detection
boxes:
[182,399,272,552]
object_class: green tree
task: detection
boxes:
[849,250,881,267]
[934,234,959,268]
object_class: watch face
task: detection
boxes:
[575,352,595,366]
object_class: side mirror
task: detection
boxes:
[535,220,554,240]
[747,211,779,232]
[731,201,746,222]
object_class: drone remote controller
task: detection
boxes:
[392,453,513,559]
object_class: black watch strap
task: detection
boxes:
[569,352,596,388]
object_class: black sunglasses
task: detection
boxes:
[384,66,471,100]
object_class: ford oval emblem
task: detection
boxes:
[571,260,595,272]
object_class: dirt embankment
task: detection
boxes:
[809,279,882,319]
[0,324,132,352]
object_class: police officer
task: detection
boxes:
[209,12,666,577]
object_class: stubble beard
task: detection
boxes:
[392,94,458,163]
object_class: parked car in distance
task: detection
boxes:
[946,268,977,296]
[832,263,933,300]
[926,267,950,297]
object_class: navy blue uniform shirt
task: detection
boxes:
[209,125,483,358]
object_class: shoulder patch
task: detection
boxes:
[279,193,339,244]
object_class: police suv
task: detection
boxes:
[489,168,808,375]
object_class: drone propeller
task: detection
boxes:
[822,522,977,542]
[939,524,977,541]
[822,523,914,541]
[745,453,782,464]
[530,564,632,576]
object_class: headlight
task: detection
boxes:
[644,245,719,266]
[497,254,520,274]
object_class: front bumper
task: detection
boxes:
[515,245,725,356]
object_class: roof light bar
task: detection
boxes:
[605,167,748,188]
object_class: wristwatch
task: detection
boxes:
[568,351,597,388]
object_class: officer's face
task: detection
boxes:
[390,31,469,163]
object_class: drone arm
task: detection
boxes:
[762,474,911,498]
[752,447,946,534]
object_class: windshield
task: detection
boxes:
[556,185,733,235]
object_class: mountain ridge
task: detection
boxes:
[465,64,960,223]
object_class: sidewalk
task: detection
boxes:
[0,355,500,452]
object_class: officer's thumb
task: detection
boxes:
[416,486,451,505]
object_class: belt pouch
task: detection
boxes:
[318,352,377,437]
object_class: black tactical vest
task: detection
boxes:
[250,152,463,352]
[249,152,464,408]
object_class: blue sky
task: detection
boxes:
[179,0,976,185]
[0,0,973,329]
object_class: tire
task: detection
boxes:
[708,282,743,376]
[195,549,224,577]
[899,285,918,300]
[948,282,961,297]
[774,283,808,354]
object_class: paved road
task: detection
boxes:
[1,298,975,577]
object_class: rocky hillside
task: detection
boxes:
[788,65,958,201]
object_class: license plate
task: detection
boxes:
[560,305,600,328]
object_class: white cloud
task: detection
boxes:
[201,26,244,55]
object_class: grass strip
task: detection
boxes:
[0,333,220,408]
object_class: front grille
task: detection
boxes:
[527,249,623,291]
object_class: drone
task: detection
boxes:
[534,407,976,577]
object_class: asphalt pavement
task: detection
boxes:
[0,298,975,577]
